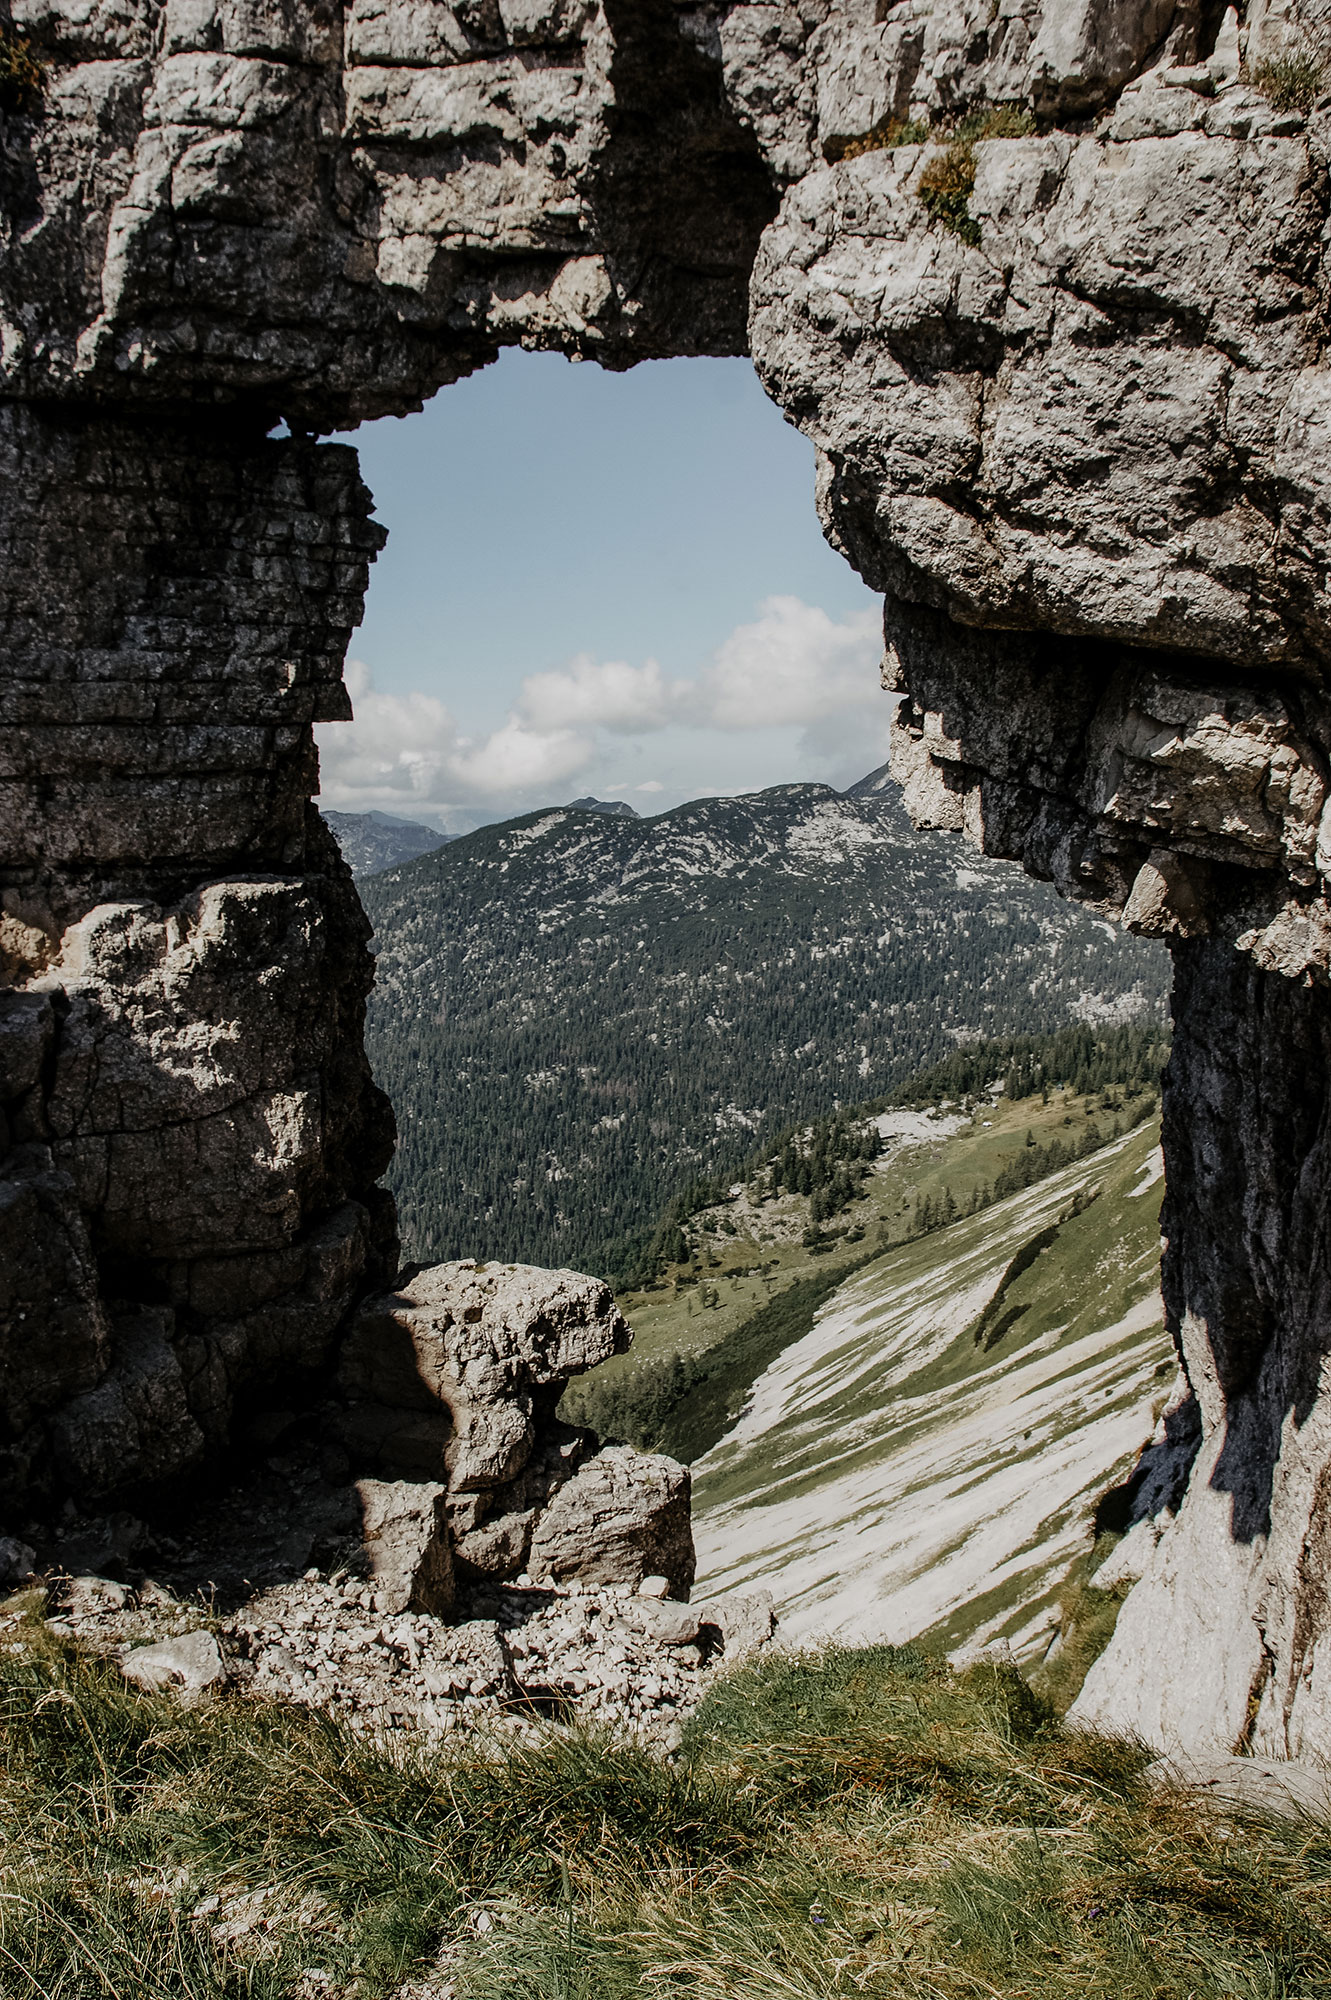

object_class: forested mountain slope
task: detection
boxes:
[360,782,1168,1277]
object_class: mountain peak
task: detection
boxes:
[568,796,640,818]
[321,808,452,877]
[842,762,895,798]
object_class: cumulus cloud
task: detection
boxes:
[450,716,590,795]
[698,596,881,728]
[518,655,681,734]
[315,596,886,824]
[315,659,597,825]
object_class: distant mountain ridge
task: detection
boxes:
[322,808,452,877]
[843,760,895,797]
[359,776,1169,1280]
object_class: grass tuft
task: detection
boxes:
[1248,51,1325,112]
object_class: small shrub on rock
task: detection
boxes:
[1249,50,1325,112]
[0,24,43,112]
[916,106,1035,246]
[918,143,982,243]
[838,114,929,160]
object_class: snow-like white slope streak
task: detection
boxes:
[691,1128,1171,1656]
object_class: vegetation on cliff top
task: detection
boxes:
[0,24,43,113]
[4,1620,1328,1999]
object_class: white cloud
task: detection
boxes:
[315,596,888,826]
[451,717,590,795]
[517,655,680,734]
[698,595,881,729]
[315,659,596,826]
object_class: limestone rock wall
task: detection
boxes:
[730,0,1331,1755]
[7,0,1331,1754]
[1073,942,1331,1757]
[0,0,774,421]
[0,405,397,1503]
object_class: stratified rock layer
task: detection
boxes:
[1,408,396,1506]
[6,0,1331,1757]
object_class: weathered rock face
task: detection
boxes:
[0,0,775,422]
[340,1259,695,1595]
[7,0,1331,1756]
[528,1443,695,1596]
[337,1258,630,1490]
[355,1475,455,1613]
[0,0,773,1515]
[0,406,396,1506]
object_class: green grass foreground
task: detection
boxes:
[3,1628,1330,1999]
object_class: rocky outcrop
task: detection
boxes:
[338,1259,695,1597]
[0,0,774,421]
[0,407,396,1508]
[528,1444,695,1595]
[355,1476,455,1615]
[7,0,1331,1760]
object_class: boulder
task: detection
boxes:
[342,1262,652,1588]
[340,1260,632,1489]
[62,1575,129,1617]
[528,1445,695,1598]
[355,1478,454,1616]
[695,1590,777,1661]
[619,1597,703,1646]
[0,1536,34,1587]
[121,1629,226,1700]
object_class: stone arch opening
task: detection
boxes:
[3,0,1331,1755]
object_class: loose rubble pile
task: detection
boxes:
[6,1260,775,1747]
[230,1572,773,1750]
[20,1568,776,1754]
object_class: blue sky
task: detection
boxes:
[316,350,887,829]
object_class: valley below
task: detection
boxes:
[358,778,1167,1280]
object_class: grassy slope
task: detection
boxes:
[7,1626,1329,2000]
[562,1089,1170,1667]
[691,1117,1171,1660]
[567,1085,1151,1410]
